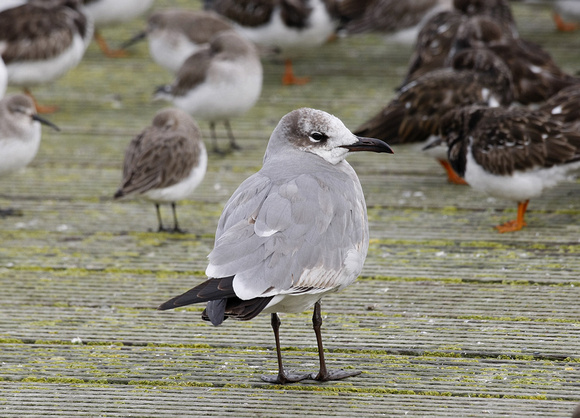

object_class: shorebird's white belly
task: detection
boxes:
[143,144,207,203]
[234,0,335,54]
[84,0,154,26]
[172,61,263,121]
[0,125,41,177]
[464,148,580,201]
[6,34,88,87]
[148,32,203,74]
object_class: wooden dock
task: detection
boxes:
[1,1,579,416]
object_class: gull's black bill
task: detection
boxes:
[32,114,60,132]
[341,136,394,154]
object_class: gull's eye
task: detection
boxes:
[309,131,328,143]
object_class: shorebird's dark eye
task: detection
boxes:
[309,132,328,143]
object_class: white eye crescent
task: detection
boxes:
[309,131,328,143]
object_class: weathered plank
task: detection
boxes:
[1,0,579,416]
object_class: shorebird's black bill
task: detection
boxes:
[341,136,394,154]
[32,114,60,132]
[120,31,147,49]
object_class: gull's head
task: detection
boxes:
[266,108,393,165]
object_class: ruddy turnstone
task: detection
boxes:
[0,94,60,216]
[453,0,518,38]
[539,85,580,128]
[0,0,93,113]
[337,0,452,43]
[402,10,464,85]
[114,108,207,233]
[451,15,580,104]
[204,0,339,85]
[122,9,233,74]
[154,30,263,153]
[158,108,393,384]
[355,48,513,184]
[440,105,580,232]
[82,0,154,57]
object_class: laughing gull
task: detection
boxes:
[440,105,580,233]
[0,0,93,113]
[0,94,60,216]
[114,108,207,233]
[122,9,233,74]
[159,108,393,384]
[82,0,154,57]
[155,30,263,153]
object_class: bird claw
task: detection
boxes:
[494,219,526,233]
[310,369,362,382]
[261,370,311,384]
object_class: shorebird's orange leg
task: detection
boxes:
[438,160,468,185]
[553,13,579,32]
[24,88,58,114]
[94,30,129,58]
[282,59,310,85]
[495,200,529,233]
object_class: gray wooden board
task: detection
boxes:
[0,0,579,416]
[0,384,576,417]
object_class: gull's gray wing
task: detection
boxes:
[205,165,368,300]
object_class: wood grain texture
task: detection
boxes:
[0,0,579,416]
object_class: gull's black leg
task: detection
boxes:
[261,313,310,384]
[310,300,361,381]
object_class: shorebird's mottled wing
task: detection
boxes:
[206,169,367,300]
[470,110,580,175]
[207,0,275,27]
[0,2,89,64]
[444,107,580,177]
[117,128,200,197]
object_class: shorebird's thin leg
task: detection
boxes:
[224,120,241,150]
[209,121,222,154]
[495,200,529,233]
[310,300,361,381]
[23,88,58,114]
[261,313,310,384]
[553,13,579,32]
[155,203,167,232]
[438,160,468,185]
[171,202,185,233]
[94,29,129,58]
[282,59,310,85]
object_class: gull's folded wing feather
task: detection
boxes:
[206,167,368,301]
